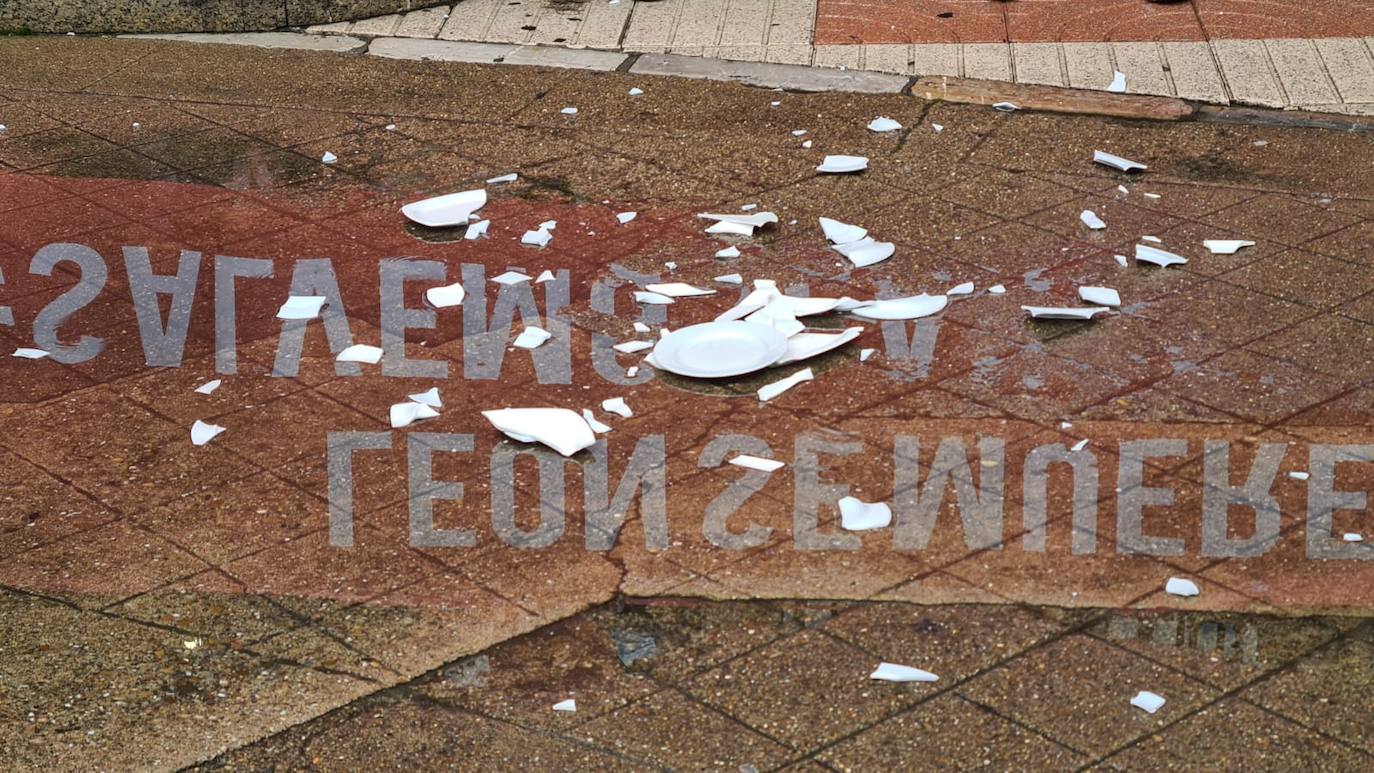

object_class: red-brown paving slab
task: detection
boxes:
[816,0,1374,44]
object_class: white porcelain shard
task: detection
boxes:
[1289,471,1310,481]
[1141,235,1162,243]
[385,123,397,131]
[1081,210,1106,230]
[276,296,326,320]
[616,211,637,225]
[194,379,221,395]
[1203,239,1255,255]
[513,327,552,349]
[613,340,652,354]
[745,304,806,338]
[740,204,757,211]
[816,155,869,174]
[932,123,943,133]
[947,282,975,296]
[706,220,754,236]
[482,408,597,457]
[552,699,577,712]
[633,322,651,334]
[464,219,489,240]
[1107,70,1127,93]
[716,245,741,258]
[337,344,384,364]
[870,663,939,683]
[634,291,675,305]
[491,271,532,286]
[1078,286,1121,306]
[992,102,1019,112]
[988,284,1006,295]
[792,130,807,137]
[581,409,612,434]
[402,189,486,227]
[391,402,439,429]
[539,220,557,231]
[1114,254,1129,267]
[775,327,863,365]
[758,368,813,402]
[1144,192,1161,199]
[561,107,578,115]
[867,116,902,132]
[860,348,875,362]
[628,87,644,96]
[1135,244,1188,267]
[1022,305,1109,321]
[819,217,868,244]
[831,237,895,268]
[852,294,948,320]
[802,139,813,148]
[486,173,517,184]
[426,281,466,308]
[1131,691,1166,714]
[1094,150,1148,172]
[1165,577,1200,597]
[409,388,442,408]
[626,366,639,378]
[729,455,785,473]
[839,496,892,531]
[698,212,779,230]
[602,397,632,418]
[1118,185,1130,194]
[1071,439,1090,452]
[645,282,715,298]
[191,420,225,446]
[321,151,337,165]
[713,273,744,285]
[521,228,553,247]
[13,347,50,359]
[1344,533,1364,542]
[536,270,555,283]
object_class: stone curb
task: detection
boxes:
[2,0,448,34]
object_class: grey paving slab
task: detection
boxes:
[125,31,368,52]
[629,52,907,93]
[367,36,516,63]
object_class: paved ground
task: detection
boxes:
[300,0,1374,113]
[3,33,1374,770]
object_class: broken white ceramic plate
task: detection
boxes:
[988,284,1006,295]
[948,282,974,296]
[628,87,644,96]
[645,282,715,298]
[745,304,806,339]
[401,189,487,228]
[483,408,596,456]
[581,409,612,434]
[426,281,466,308]
[1141,235,1161,243]
[513,327,552,349]
[664,261,678,271]
[867,116,902,132]
[391,402,439,429]
[839,496,892,531]
[791,130,807,137]
[816,155,869,174]
[1081,209,1106,230]
[337,344,384,364]
[860,348,875,362]
[758,367,813,402]
[1343,533,1363,542]
[1114,254,1129,267]
[1071,438,1090,452]
[321,151,337,165]
[409,387,442,408]
[852,294,948,320]
[536,270,555,283]
[1144,192,1161,199]
[698,212,779,229]
[1078,286,1121,306]
[1093,150,1148,172]
[802,139,813,148]
[870,663,939,683]
[1131,691,1166,714]
[716,245,741,258]
[715,273,743,285]
[464,219,489,240]
[1203,239,1255,255]
[486,172,517,184]
[276,296,326,320]
[729,455,785,473]
[706,220,755,236]
[626,366,639,378]
[552,699,577,712]
[775,327,863,365]
[561,107,578,115]
[613,340,652,354]
[194,379,221,395]
[616,211,637,225]
[522,228,553,247]
[12,347,50,359]
[602,397,632,418]
[632,322,651,334]
[539,220,557,231]
[830,237,895,268]
[1021,305,1109,321]
[1107,70,1127,93]
[634,291,675,305]
[492,271,532,285]
[654,321,789,379]
[1289,471,1310,481]
[932,123,943,133]
[1165,577,1200,597]
[819,217,868,244]
[190,420,225,446]
[1135,244,1188,267]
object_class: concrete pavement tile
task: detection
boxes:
[1306,220,1374,267]
[958,633,1221,756]
[0,446,117,559]
[820,692,1088,770]
[1209,194,1363,248]
[1241,637,1374,754]
[109,568,309,645]
[1154,349,1353,425]
[1245,313,1374,382]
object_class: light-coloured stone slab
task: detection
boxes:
[1212,39,1286,107]
[1063,42,1113,91]
[1162,41,1228,103]
[909,42,960,77]
[368,36,516,63]
[348,12,402,36]
[720,0,771,47]
[1267,39,1339,105]
[125,32,368,52]
[863,44,910,76]
[812,44,861,70]
[395,6,452,38]
[503,45,628,71]
[768,0,816,46]
[629,52,908,93]
[1012,42,1064,87]
[1111,42,1172,96]
[438,0,499,41]
[623,0,682,49]
[574,0,634,50]
[963,43,1011,81]
[1315,38,1374,103]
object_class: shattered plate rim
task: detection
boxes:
[652,321,789,379]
